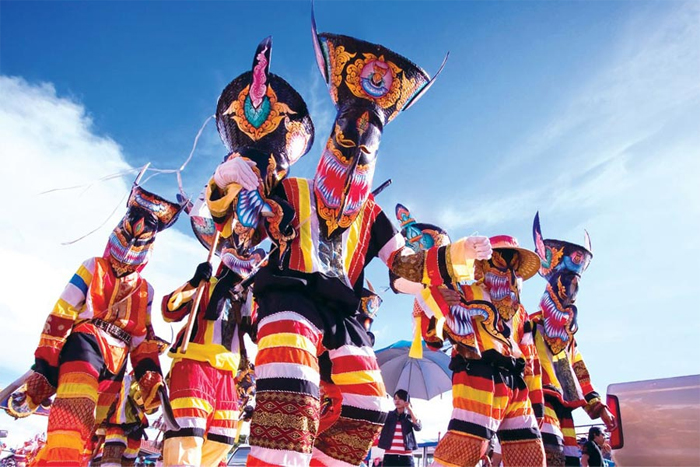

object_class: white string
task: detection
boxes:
[54,114,215,245]
[60,191,129,245]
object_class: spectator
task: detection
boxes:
[581,427,606,467]
[377,390,422,467]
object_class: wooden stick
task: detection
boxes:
[180,230,221,354]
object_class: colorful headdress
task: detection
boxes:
[216,36,315,187]
[532,212,593,281]
[395,203,451,252]
[312,31,442,126]
[532,212,592,353]
[311,11,446,237]
[105,182,184,277]
[127,184,183,232]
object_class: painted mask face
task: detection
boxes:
[106,208,159,277]
[314,106,383,237]
[481,249,522,320]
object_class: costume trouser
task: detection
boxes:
[432,357,545,467]
[100,426,142,467]
[248,291,389,467]
[540,396,579,467]
[383,454,415,467]
[33,331,125,466]
[163,359,239,467]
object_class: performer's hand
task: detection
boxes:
[188,262,213,287]
[601,406,618,431]
[138,371,164,412]
[438,287,461,307]
[214,154,259,191]
[466,235,492,260]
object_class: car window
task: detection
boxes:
[228,446,251,465]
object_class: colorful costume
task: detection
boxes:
[161,266,254,467]
[94,370,156,467]
[19,184,182,466]
[205,17,490,467]
[160,36,314,467]
[392,206,546,467]
[531,213,615,466]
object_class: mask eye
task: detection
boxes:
[132,218,146,237]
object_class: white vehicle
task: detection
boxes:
[606,374,700,466]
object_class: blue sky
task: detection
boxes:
[1,0,699,447]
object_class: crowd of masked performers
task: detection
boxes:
[3,15,617,467]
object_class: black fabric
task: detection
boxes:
[446,418,493,441]
[383,454,414,467]
[340,404,387,425]
[497,427,541,442]
[583,440,604,466]
[377,410,421,451]
[32,358,59,389]
[59,331,126,383]
[255,289,373,351]
[188,261,213,288]
[541,431,564,451]
[255,377,319,399]
[204,269,240,320]
[207,432,235,446]
[163,427,205,440]
[132,357,161,382]
[449,352,527,391]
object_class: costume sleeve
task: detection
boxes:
[33,258,95,386]
[572,342,604,419]
[519,310,544,424]
[130,285,162,379]
[205,178,270,244]
[130,285,164,412]
[370,209,475,286]
[161,281,198,323]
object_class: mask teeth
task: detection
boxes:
[316,175,342,207]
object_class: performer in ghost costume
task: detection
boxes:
[205,15,491,467]
[16,183,183,466]
[391,205,546,467]
[160,36,315,467]
[94,337,170,467]
[531,213,616,466]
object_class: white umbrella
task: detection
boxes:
[375,340,452,401]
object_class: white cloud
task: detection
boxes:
[0,76,207,448]
[440,1,700,234]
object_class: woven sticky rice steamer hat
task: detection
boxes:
[532,212,593,281]
[216,36,315,186]
[488,235,542,281]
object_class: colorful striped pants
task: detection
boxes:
[99,426,142,467]
[432,357,545,467]
[163,359,239,467]
[248,291,390,467]
[540,396,580,466]
[34,332,126,466]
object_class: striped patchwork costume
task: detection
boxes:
[22,185,181,466]
[206,22,460,467]
[160,270,251,467]
[94,371,153,467]
[531,213,614,467]
[392,213,546,467]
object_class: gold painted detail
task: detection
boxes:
[223,85,295,141]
